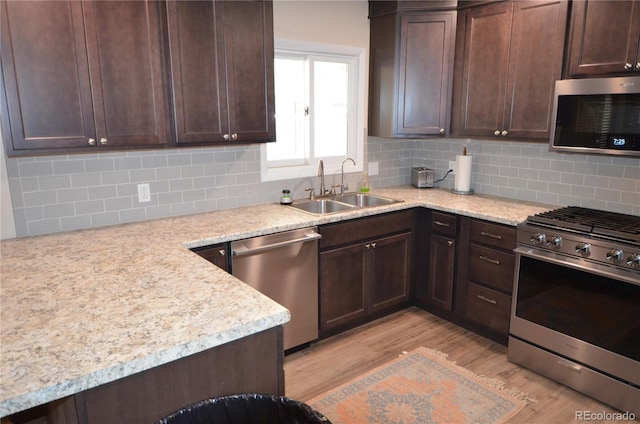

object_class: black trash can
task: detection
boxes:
[156,394,332,424]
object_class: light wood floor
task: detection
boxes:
[284,307,623,424]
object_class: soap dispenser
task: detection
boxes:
[360,171,370,193]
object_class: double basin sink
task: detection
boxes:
[289,193,402,215]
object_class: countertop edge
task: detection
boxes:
[0,309,290,417]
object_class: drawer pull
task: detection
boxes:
[481,231,502,240]
[434,220,450,228]
[477,294,497,305]
[479,255,500,265]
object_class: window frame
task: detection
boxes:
[261,39,365,182]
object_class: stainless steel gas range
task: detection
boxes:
[508,206,640,415]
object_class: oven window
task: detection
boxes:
[515,256,640,361]
[555,94,640,151]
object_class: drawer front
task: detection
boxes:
[466,282,511,335]
[431,211,457,236]
[470,220,515,250]
[320,210,414,250]
[468,244,515,293]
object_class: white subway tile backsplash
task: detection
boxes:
[5,139,639,237]
[53,159,84,175]
[71,173,101,188]
[20,161,54,177]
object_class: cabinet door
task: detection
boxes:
[369,232,411,312]
[427,233,456,311]
[84,1,169,147]
[567,0,640,76]
[218,0,275,143]
[167,1,228,144]
[455,2,512,138]
[503,0,567,139]
[396,12,456,136]
[320,243,367,331]
[1,1,96,152]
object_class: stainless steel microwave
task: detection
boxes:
[550,76,640,157]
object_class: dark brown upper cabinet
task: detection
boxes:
[1,1,170,156]
[166,0,275,145]
[368,2,457,138]
[566,0,640,77]
[451,1,568,140]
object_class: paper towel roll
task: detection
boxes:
[454,155,472,192]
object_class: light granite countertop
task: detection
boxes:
[0,186,553,417]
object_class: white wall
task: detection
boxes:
[273,0,370,124]
[273,1,369,46]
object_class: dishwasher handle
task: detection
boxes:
[231,231,322,257]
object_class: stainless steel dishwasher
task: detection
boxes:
[230,227,321,351]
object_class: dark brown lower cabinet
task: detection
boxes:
[7,327,284,424]
[425,211,458,311]
[457,217,517,343]
[427,233,456,310]
[416,211,517,345]
[319,211,414,336]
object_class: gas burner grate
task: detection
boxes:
[527,206,640,243]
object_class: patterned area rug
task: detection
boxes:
[307,347,531,424]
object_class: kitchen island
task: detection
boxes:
[0,186,552,421]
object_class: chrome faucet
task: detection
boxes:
[318,160,328,196]
[340,157,356,195]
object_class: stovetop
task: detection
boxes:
[518,206,640,271]
[526,206,640,244]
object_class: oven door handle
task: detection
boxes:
[514,246,640,286]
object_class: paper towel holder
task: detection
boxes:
[452,188,474,195]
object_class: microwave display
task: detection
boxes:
[550,77,640,157]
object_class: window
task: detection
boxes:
[261,40,365,182]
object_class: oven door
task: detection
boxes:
[510,246,640,387]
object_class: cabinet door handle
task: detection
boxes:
[99,137,107,145]
[88,138,96,145]
[371,242,376,249]
[501,130,508,136]
[636,62,640,70]
[477,294,497,305]
[365,243,370,249]
[481,231,502,240]
[625,62,633,70]
[223,133,230,141]
[439,128,445,135]
[479,255,500,265]
[494,130,500,136]
[231,133,238,141]
[434,220,450,228]
[218,249,226,256]
[447,240,453,247]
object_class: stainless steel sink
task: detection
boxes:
[289,193,401,215]
[289,198,355,215]
[334,193,401,207]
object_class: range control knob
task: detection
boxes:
[547,236,562,247]
[606,249,623,262]
[531,233,546,245]
[627,253,640,267]
[575,242,591,256]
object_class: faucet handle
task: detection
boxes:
[305,187,315,199]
